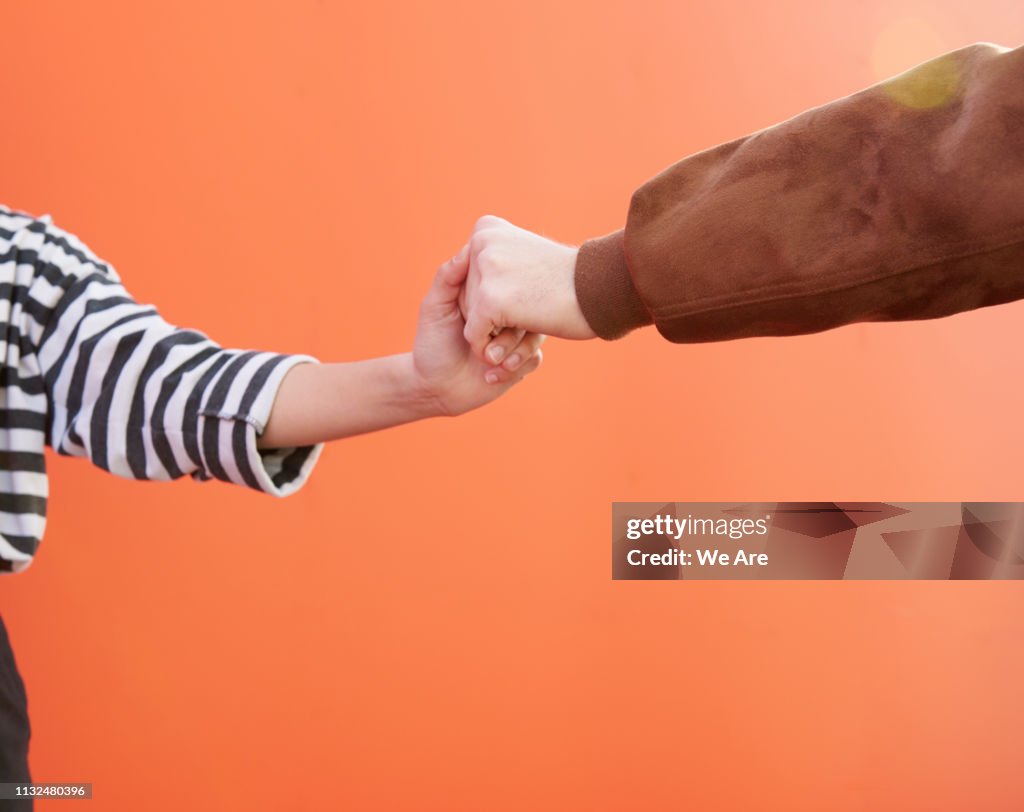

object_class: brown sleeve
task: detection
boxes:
[574,41,1024,343]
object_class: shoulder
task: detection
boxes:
[0,203,49,238]
[0,203,119,283]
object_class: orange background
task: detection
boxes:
[3,1,1024,809]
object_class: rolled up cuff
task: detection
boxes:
[574,228,654,340]
[193,352,325,497]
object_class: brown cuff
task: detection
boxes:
[574,228,654,340]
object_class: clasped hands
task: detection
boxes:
[258,214,601,448]
[411,215,596,418]
[456,214,597,366]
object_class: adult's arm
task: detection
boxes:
[575,41,1024,342]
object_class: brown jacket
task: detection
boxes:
[574,42,1024,342]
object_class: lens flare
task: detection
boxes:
[872,17,959,109]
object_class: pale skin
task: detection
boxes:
[256,241,545,449]
[258,215,589,450]
[457,215,594,361]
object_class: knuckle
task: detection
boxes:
[475,282,496,311]
[475,214,502,230]
[475,245,493,269]
[469,233,485,257]
[475,248,507,279]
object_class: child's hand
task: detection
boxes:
[413,244,544,417]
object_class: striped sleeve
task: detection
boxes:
[17,211,325,499]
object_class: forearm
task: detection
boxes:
[256,353,440,449]
[575,41,1024,342]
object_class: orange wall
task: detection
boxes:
[3,2,1024,809]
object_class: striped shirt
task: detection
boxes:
[0,204,324,574]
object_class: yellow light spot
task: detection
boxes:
[872,18,959,109]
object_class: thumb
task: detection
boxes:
[428,242,470,305]
[419,243,471,323]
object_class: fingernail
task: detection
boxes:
[504,352,521,370]
[487,345,505,363]
[485,370,500,384]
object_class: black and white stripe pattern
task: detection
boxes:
[0,204,324,574]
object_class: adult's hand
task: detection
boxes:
[458,215,596,365]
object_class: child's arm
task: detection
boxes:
[13,211,538,500]
[0,209,539,573]
[5,211,319,500]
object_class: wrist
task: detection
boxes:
[559,245,596,340]
[396,352,449,421]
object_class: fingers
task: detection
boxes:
[432,242,470,298]
[463,307,499,360]
[462,216,511,358]
[483,328,526,365]
[498,331,546,372]
[484,348,543,385]
[420,243,470,323]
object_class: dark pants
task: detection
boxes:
[0,613,31,811]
